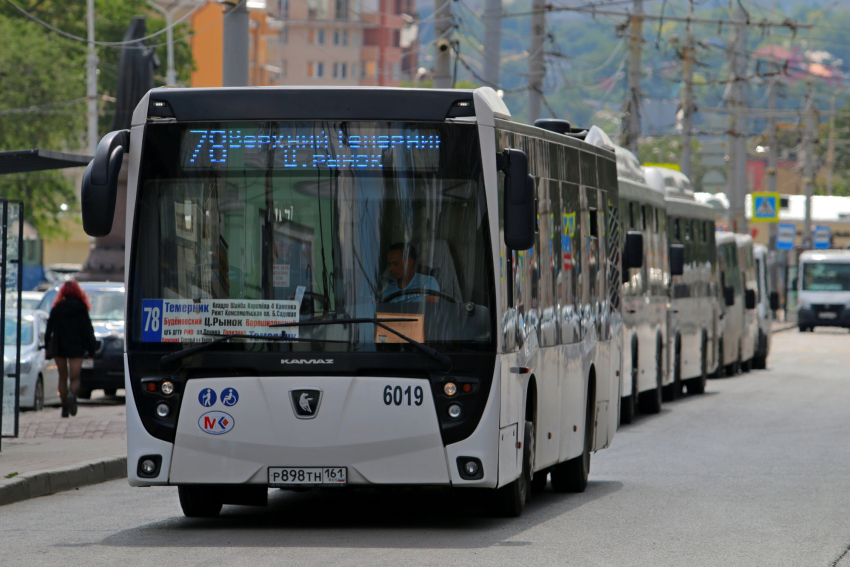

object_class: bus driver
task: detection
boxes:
[381,243,440,303]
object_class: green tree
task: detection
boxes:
[0,14,84,238]
[0,1,194,236]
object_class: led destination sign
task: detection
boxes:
[181,125,442,170]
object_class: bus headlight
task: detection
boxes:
[443,382,457,396]
[155,403,170,418]
[161,381,175,395]
[447,404,462,419]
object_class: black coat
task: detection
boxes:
[45,297,99,358]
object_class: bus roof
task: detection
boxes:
[644,166,695,199]
[132,86,511,127]
[799,250,850,262]
[665,196,715,221]
[716,231,737,246]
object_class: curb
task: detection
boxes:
[0,456,126,507]
[773,323,798,333]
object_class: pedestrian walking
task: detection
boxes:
[45,281,99,418]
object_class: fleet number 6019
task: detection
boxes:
[383,385,424,406]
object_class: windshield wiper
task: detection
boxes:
[270,317,452,370]
[158,333,347,369]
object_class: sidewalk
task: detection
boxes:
[0,395,127,505]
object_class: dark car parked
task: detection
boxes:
[38,281,125,398]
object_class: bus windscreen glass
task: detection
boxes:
[130,121,493,352]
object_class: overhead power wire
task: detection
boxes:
[3,0,207,46]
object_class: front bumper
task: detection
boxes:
[80,353,124,390]
[798,307,850,328]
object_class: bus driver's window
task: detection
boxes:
[381,243,441,303]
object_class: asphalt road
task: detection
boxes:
[1,328,848,567]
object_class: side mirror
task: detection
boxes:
[769,291,780,311]
[745,288,756,310]
[623,231,644,271]
[82,129,130,237]
[724,286,735,307]
[670,244,685,276]
[498,149,535,251]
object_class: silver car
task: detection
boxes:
[5,310,60,410]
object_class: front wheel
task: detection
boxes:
[686,340,708,395]
[663,341,683,402]
[103,388,117,397]
[552,397,593,493]
[639,347,663,414]
[495,420,533,517]
[178,486,223,518]
[34,376,44,411]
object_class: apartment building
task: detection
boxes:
[190,0,417,88]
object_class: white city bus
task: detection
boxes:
[81,87,636,518]
[586,131,666,424]
[644,166,719,395]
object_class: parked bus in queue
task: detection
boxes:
[644,166,719,397]
[584,129,666,424]
[80,87,635,518]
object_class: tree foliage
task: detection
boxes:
[0,1,193,237]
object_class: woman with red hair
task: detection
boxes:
[45,281,98,417]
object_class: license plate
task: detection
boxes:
[819,312,837,319]
[81,359,94,369]
[268,467,347,487]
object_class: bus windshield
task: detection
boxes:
[801,262,850,292]
[130,121,493,353]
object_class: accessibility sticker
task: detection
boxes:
[198,411,234,435]
[751,192,780,223]
[220,387,239,407]
[141,298,300,343]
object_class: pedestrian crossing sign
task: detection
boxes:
[751,192,780,222]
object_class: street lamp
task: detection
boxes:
[147,0,201,86]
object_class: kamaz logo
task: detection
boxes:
[281,359,334,364]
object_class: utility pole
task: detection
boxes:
[482,0,502,89]
[826,94,836,196]
[680,0,695,178]
[727,1,748,233]
[433,0,453,88]
[802,81,817,249]
[527,0,546,123]
[766,73,779,251]
[622,0,643,154]
[86,0,98,155]
[223,0,249,86]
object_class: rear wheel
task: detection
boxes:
[76,388,92,400]
[495,420,533,517]
[178,485,223,518]
[34,376,44,411]
[103,388,117,397]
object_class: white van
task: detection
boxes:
[716,232,743,375]
[752,244,779,368]
[735,235,759,372]
[797,250,850,331]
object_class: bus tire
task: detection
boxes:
[687,338,708,395]
[551,390,593,493]
[495,420,533,517]
[178,485,223,518]
[713,339,724,378]
[639,345,663,414]
[620,364,637,425]
[663,338,683,402]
